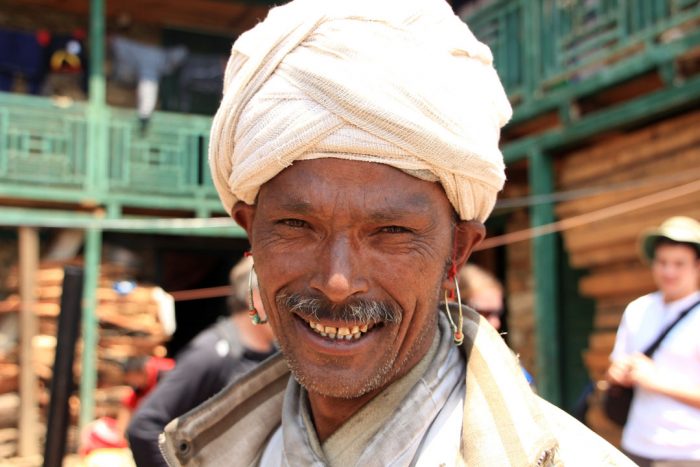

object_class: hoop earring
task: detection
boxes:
[247,265,268,325]
[443,276,464,345]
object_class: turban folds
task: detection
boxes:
[209,0,512,221]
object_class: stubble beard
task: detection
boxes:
[276,287,441,400]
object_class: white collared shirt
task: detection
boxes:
[611,290,700,460]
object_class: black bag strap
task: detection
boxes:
[643,298,700,357]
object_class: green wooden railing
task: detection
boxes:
[0,94,88,189]
[0,92,223,216]
[466,0,700,122]
[3,0,700,215]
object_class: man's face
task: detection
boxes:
[234,159,483,399]
[652,243,700,302]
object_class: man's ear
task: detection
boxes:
[231,201,256,244]
[443,220,485,290]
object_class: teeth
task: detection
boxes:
[306,319,375,340]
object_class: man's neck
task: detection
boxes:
[662,288,699,304]
[307,384,385,443]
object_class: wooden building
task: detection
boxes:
[465,0,700,444]
[0,0,272,460]
[1,0,700,459]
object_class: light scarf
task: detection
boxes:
[208,0,512,221]
[159,309,634,466]
[259,316,462,466]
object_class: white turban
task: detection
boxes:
[209,0,512,221]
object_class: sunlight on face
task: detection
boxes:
[652,243,700,302]
[234,159,483,399]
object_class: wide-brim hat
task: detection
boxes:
[639,216,700,262]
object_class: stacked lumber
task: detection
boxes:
[504,208,537,377]
[556,108,700,445]
[0,260,171,458]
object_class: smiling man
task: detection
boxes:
[159,0,632,465]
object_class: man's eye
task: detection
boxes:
[278,219,308,228]
[379,225,410,234]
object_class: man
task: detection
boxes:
[458,263,535,386]
[160,0,632,464]
[117,355,175,435]
[607,216,700,467]
[127,257,276,466]
[457,264,505,330]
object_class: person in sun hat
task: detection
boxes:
[159,0,633,465]
[607,216,700,467]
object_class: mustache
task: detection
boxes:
[276,292,402,324]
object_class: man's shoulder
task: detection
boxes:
[538,398,635,466]
[159,353,289,466]
[622,292,661,321]
[186,321,230,350]
[627,291,660,310]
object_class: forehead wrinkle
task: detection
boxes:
[280,200,313,214]
[367,192,436,222]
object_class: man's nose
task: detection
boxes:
[310,234,368,303]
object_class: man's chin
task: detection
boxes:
[287,359,396,400]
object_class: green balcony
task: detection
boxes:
[466,0,700,125]
[3,0,700,215]
[0,92,224,217]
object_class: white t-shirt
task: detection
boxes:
[611,290,700,460]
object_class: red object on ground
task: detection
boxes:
[79,417,128,456]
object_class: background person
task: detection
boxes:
[457,263,535,386]
[117,355,174,436]
[607,216,700,466]
[457,263,505,330]
[126,256,276,466]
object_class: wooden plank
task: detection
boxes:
[559,109,700,187]
[557,148,700,218]
[580,265,656,299]
[588,331,617,352]
[556,171,693,219]
[13,0,270,36]
[569,241,639,269]
[563,199,700,253]
[560,116,700,188]
[0,364,19,394]
[18,227,39,457]
[593,309,623,331]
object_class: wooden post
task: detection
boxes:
[528,149,562,405]
[79,228,102,430]
[18,227,39,456]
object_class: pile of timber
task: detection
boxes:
[503,208,537,376]
[556,109,700,444]
[0,260,171,458]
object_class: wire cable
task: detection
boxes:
[476,178,700,251]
